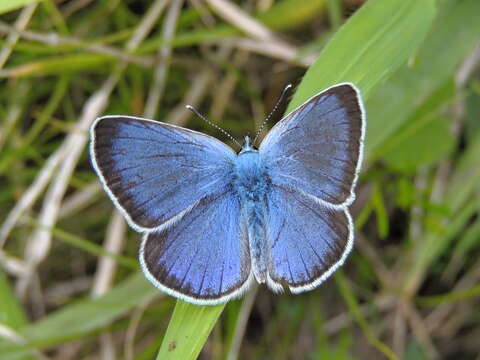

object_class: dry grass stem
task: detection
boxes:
[209,49,249,120]
[190,0,217,27]
[58,182,102,218]
[0,4,38,69]
[206,0,314,67]
[125,0,171,52]
[62,0,95,18]
[356,233,394,286]
[165,69,215,125]
[124,299,153,360]
[0,81,30,150]
[392,305,407,358]
[16,73,120,297]
[44,277,92,305]
[0,21,155,68]
[227,38,314,67]
[206,0,275,41]
[0,249,28,276]
[456,42,480,87]
[99,333,116,360]
[323,295,395,335]
[0,145,67,248]
[427,258,480,332]
[144,0,184,118]
[403,302,439,359]
[91,210,126,297]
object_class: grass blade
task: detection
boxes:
[156,301,225,360]
[0,274,158,358]
[0,0,42,15]
[366,0,480,155]
[287,0,436,111]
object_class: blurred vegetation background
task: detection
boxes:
[0,0,479,359]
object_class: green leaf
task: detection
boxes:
[287,0,436,111]
[465,87,480,144]
[326,0,343,30]
[380,80,457,171]
[371,185,389,238]
[0,0,42,14]
[0,54,114,78]
[366,0,480,156]
[382,113,455,171]
[156,301,224,360]
[0,271,32,360]
[0,274,158,358]
[256,0,327,31]
[0,271,28,329]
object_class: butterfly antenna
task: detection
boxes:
[253,84,293,145]
[185,105,242,148]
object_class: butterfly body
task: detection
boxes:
[90,83,366,305]
[233,137,270,283]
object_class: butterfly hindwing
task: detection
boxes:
[265,185,353,293]
[140,191,252,304]
[90,116,236,232]
[260,83,365,208]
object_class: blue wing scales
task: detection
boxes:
[260,83,365,207]
[140,191,252,304]
[90,116,236,232]
[265,186,353,293]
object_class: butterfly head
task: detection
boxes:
[239,135,258,155]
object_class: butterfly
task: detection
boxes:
[90,83,365,305]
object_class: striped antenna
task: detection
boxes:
[186,105,242,148]
[253,84,293,145]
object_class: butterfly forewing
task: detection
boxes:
[259,83,364,207]
[90,116,236,232]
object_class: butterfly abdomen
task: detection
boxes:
[233,150,270,283]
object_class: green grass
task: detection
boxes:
[0,0,479,359]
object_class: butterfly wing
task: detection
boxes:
[265,186,353,293]
[259,83,365,208]
[140,191,252,304]
[90,116,236,232]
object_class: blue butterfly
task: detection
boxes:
[90,83,365,305]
